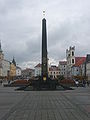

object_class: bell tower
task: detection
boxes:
[0,41,4,60]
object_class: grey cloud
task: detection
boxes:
[0,0,90,68]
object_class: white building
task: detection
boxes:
[34,63,60,79]
[2,60,10,77]
[0,42,10,77]
[34,63,41,77]
[66,46,75,77]
[16,66,21,76]
[58,61,67,77]
[48,65,60,79]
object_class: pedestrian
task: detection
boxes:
[83,79,86,87]
[0,80,2,84]
[87,81,89,87]
[8,80,10,84]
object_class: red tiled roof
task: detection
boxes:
[59,61,67,65]
[35,63,41,68]
[74,57,86,67]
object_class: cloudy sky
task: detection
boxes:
[0,0,90,69]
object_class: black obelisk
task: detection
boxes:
[42,16,48,82]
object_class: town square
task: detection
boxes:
[0,0,90,119]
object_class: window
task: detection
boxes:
[50,75,53,78]
[72,51,74,56]
[72,59,74,64]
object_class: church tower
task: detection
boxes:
[0,41,4,60]
[66,46,75,77]
[10,57,16,77]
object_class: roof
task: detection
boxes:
[12,57,16,66]
[22,68,35,72]
[73,57,86,67]
[59,61,67,65]
[49,66,59,71]
[35,63,41,68]
[16,66,21,70]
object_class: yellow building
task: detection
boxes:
[10,58,16,77]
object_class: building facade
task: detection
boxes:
[86,54,90,81]
[10,58,16,77]
[58,61,67,77]
[16,66,21,76]
[86,62,90,81]
[0,42,4,76]
[0,42,10,77]
[2,60,10,77]
[34,63,60,79]
[34,63,41,77]
[22,68,35,79]
[48,65,60,79]
[71,57,86,77]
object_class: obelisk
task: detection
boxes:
[42,11,48,82]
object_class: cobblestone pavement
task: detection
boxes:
[0,85,90,120]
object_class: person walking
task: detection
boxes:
[83,79,86,87]
[87,81,89,87]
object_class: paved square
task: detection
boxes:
[0,85,90,120]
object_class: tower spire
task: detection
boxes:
[12,56,16,66]
[0,40,3,52]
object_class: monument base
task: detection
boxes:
[31,77,57,90]
[15,77,74,91]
